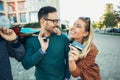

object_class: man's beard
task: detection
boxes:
[45,26,59,34]
[45,27,53,34]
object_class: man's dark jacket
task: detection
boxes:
[0,36,25,80]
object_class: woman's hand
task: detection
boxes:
[38,31,49,53]
[0,27,17,41]
[68,45,81,61]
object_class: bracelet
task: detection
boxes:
[9,37,20,48]
[39,48,46,55]
[64,78,69,80]
[10,37,19,43]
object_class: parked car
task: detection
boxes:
[107,28,120,33]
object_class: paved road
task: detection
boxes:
[10,33,120,80]
[93,33,120,80]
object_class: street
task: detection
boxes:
[93,33,120,80]
[10,33,120,80]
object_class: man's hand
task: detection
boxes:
[0,27,17,41]
[53,28,61,35]
[38,31,49,53]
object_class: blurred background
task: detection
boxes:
[0,0,120,80]
[0,0,120,31]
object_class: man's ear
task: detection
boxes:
[40,18,45,24]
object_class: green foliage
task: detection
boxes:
[24,22,40,28]
[98,22,104,29]
[103,12,117,28]
[92,21,103,29]
[114,13,120,23]
[92,21,96,28]
[114,3,120,23]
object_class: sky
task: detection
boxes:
[60,0,120,25]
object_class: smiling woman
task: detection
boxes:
[68,17,101,80]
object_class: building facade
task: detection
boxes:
[0,0,60,25]
[104,3,113,13]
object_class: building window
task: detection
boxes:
[19,13,26,23]
[0,1,3,11]
[7,2,15,12]
[18,1,26,11]
[8,14,17,23]
[30,12,38,22]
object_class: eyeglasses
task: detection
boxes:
[44,18,60,24]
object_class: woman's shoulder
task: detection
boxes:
[91,43,98,50]
[89,43,99,55]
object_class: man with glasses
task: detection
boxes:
[22,6,71,80]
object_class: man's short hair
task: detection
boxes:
[38,6,57,21]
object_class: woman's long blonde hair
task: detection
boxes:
[78,17,93,58]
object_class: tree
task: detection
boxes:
[92,21,97,29]
[92,21,103,30]
[114,2,120,23]
[97,22,104,30]
[103,12,117,28]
